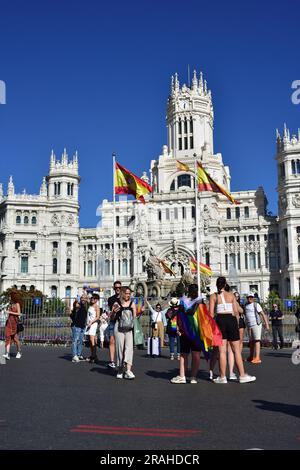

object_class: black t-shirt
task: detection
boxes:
[71,303,87,329]
[108,294,120,323]
[269,309,283,326]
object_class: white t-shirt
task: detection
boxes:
[245,302,263,327]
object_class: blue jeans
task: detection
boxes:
[168,335,180,355]
[72,327,84,357]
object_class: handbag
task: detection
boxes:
[17,322,24,333]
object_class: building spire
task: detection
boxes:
[174,73,179,93]
[7,176,14,197]
[199,72,204,94]
[192,70,198,91]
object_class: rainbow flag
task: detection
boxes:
[134,297,145,316]
[176,160,192,172]
[197,162,239,205]
[115,162,152,204]
[190,259,213,276]
[179,300,222,358]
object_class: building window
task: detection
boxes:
[229,253,236,269]
[237,253,241,270]
[225,254,228,271]
[270,251,277,270]
[53,258,58,274]
[31,216,37,225]
[249,252,256,270]
[182,207,186,219]
[190,117,193,133]
[166,209,170,220]
[192,206,196,219]
[53,242,58,249]
[297,160,300,174]
[285,247,289,264]
[84,261,86,277]
[205,252,210,266]
[249,235,255,242]
[178,119,182,134]
[116,216,120,227]
[190,136,194,149]
[179,137,182,150]
[15,240,20,250]
[21,256,28,274]
[292,160,296,174]
[170,180,175,191]
[30,241,36,251]
[229,236,235,243]
[184,118,188,134]
[244,206,249,218]
[158,210,162,222]
[24,216,29,225]
[122,259,128,276]
[226,208,231,220]
[280,163,285,178]
[245,253,248,270]
[16,215,21,224]
[174,208,178,219]
[235,207,240,219]
[51,286,57,298]
[88,260,93,277]
[65,286,72,298]
[178,174,191,188]
[297,227,300,234]
[105,260,110,276]
[184,137,188,149]
[66,259,71,274]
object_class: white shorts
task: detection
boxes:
[86,323,98,337]
[248,323,262,341]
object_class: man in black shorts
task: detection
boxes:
[107,281,122,368]
[171,284,201,384]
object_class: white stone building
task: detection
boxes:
[0,71,299,299]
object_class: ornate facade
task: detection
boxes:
[0,71,299,299]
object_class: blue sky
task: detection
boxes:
[0,0,300,226]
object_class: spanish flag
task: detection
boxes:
[158,259,176,276]
[197,162,239,204]
[176,160,192,172]
[190,258,213,276]
[115,162,152,204]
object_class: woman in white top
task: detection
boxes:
[85,294,100,363]
[209,277,256,384]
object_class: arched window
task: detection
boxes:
[66,258,71,274]
[53,241,58,249]
[51,286,57,298]
[53,258,58,274]
[88,260,93,277]
[16,216,21,225]
[65,286,72,298]
[29,285,35,292]
[122,259,128,276]
[178,174,191,188]
[31,216,37,225]
[229,236,235,243]
[249,252,256,270]
[24,216,29,225]
[21,285,27,291]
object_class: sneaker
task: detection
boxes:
[116,373,123,379]
[170,354,174,360]
[2,353,10,360]
[108,361,116,369]
[78,355,85,361]
[239,374,256,384]
[170,375,186,384]
[213,376,228,384]
[229,372,238,381]
[124,370,135,380]
[190,377,198,384]
[251,358,262,364]
[177,354,181,360]
[72,356,80,363]
[16,352,22,359]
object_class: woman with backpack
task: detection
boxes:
[112,286,136,380]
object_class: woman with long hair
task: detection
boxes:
[3,292,22,360]
[209,277,256,384]
[85,294,100,363]
[112,286,136,379]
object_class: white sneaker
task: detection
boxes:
[190,377,198,384]
[213,376,228,384]
[72,355,79,363]
[170,375,186,384]
[239,374,256,384]
[116,373,123,379]
[229,372,238,381]
[16,352,22,359]
[124,370,135,380]
[3,353,10,360]
[170,354,174,360]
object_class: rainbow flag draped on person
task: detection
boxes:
[179,298,222,359]
[190,259,213,276]
[197,162,239,204]
[134,297,145,316]
[115,162,152,204]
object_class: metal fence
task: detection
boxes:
[0,297,299,346]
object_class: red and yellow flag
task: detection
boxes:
[190,258,213,276]
[176,160,192,172]
[158,259,176,276]
[115,162,152,204]
[197,162,239,205]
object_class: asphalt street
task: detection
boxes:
[0,344,299,450]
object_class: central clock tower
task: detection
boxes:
[166,70,214,160]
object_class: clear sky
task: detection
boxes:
[0,0,300,227]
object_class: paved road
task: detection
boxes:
[0,345,299,450]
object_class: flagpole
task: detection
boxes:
[112,153,117,283]
[194,155,201,296]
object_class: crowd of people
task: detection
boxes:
[2,276,299,382]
